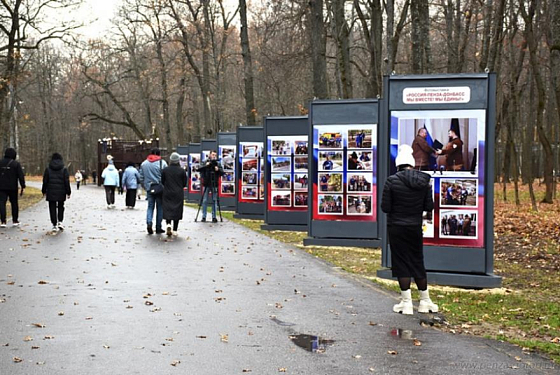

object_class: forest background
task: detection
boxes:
[1,0,559,204]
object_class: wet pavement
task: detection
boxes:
[0,184,558,374]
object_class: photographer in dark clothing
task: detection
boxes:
[199,150,224,222]
[381,144,437,315]
[0,148,26,227]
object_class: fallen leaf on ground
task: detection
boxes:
[413,339,422,346]
[242,370,252,373]
[171,360,180,366]
[32,323,45,328]
[145,301,154,306]
[368,321,377,326]
[38,280,49,284]
[13,357,23,363]
[387,350,398,355]
[31,346,40,350]
[196,336,207,339]
[103,345,110,349]
[279,368,287,372]
[551,337,560,343]
[43,336,54,340]
[58,311,64,316]
[220,334,229,343]
[353,355,362,359]
[23,336,33,342]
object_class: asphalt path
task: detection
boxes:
[0,183,557,374]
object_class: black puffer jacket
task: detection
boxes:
[42,159,71,202]
[0,158,25,191]
[381,169,433,226]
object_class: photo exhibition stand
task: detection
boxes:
[234,126,265,219]
[176,144,189,202]
[187,143,201,204]
[303,99,383,248]
[217,132,237,211]
[261,116,309,232]
[377,73,502,288]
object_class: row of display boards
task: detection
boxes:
[177,74,501,288]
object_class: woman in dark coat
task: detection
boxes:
[381,144,437,315]
[41,153,71,233]
[162,152,187,236]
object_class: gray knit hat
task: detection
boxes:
[170,152,180,162]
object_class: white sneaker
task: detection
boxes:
[0,222,6,228]
[111,204,116,209]
[51,225,59,233]
[12,221,20,227]
[172,231,178,237]
[393,289,413,315]
[107,204,111,209]
[418,289,439,313]
[57,222,64,231]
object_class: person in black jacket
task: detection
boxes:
[199,150,224,223]
[0,148,26,227]
[41,153,71,233]
[162,153,188,236]
[381,144,438,315]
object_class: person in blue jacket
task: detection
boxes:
[122,162,141,209]
[101,155,120,209]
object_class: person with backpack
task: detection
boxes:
[41,153,71,233]
[0,148,25,228]
[140,148,168,234]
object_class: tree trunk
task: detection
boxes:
[308,0,328,99]
[332,0,353,98]
[176,78,186,146]
[479,0,493,71]
[239,0,257,125]
[386,0,394,76]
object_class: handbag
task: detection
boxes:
[149,159,164,195]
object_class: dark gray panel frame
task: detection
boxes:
[217,132,237,210]
[308,99,381,243]
[235,126,265,218]
[187,143,201,203]
[378,73,501,288]
[177,145,189,202]
[264,116,309,228]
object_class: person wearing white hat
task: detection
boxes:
[381,144,438,315]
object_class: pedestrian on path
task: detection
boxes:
[162,152,187,236]
[0,148,25,228]
[199,150,223,223]
[381,144,438,315]
[140,148,168,234]
[74,170,83,190]
[118,168,124,195]
[41,153,71,232]
[122,162,141,209]
[102,156,120,209]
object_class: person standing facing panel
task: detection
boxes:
[140,148,168,234]
[122,162,141,209]
[381,144,438,315]
[162,153,187,236]
[42,153,71,233]
[101,156,120,209]
[411,128,435,171]
[0,148,25,228]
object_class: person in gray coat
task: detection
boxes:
[162,153,187,236]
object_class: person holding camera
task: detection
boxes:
[199,150,224,223]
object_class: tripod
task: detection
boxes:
[195,164,223,222]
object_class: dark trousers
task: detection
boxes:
[76,181,81,190]
[125,189,137,207]
[0,189,19,223]
[105,186,116,205]
[166,220,180,231]
[48,201,65,225]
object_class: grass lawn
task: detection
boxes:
[188,183,560,363]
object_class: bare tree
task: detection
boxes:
[308,0,328,98]
[239,0,257,125]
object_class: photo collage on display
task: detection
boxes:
[189,153,201,192]
[315,125,376,218]
[219,146,236,195]
[240,142,264,200]
[392,110,485,243]
[268,136,309,209]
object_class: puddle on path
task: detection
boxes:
[289,334,335,353]
[389,328,414,340]
[270,316,295,326]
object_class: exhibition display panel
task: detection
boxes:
[262,116,309,231]
[187,143,201,203]
[235,126,265,219]
[378,73,501,288]
[217,132,237,210]
[304,99,382,248]
[176,144,190,202]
